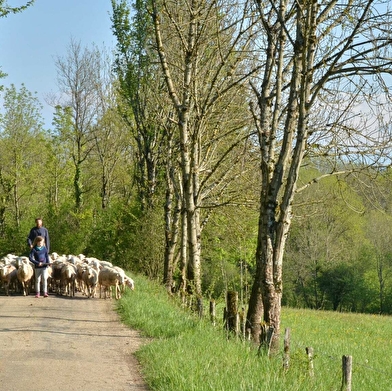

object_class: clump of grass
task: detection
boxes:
[117,275,392,390]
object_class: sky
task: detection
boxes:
[0,0,116,128]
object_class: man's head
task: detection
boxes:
[35,218,43,227]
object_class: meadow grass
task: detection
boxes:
[117,275,392,390]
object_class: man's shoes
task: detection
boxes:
[35,294,40,298]
[43,293,48,298]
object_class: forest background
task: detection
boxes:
[1,0,392,331]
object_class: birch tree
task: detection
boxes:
[247,0,392,349]
[112,0,177,287]
[151,0,259,297]
[50,106,74,211]
[89,47,131,210]
[54,39,101,212]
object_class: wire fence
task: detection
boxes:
[289,336,392,389]
[213,294,392,390]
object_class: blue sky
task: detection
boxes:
[1,0,116,128]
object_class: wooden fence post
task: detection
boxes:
[197,296,203,318]
[209,299,216,326]
[225,291,239,335]
[306,347,314,377]
[239,307,246,340]
[341,355,353,391]
[283,328,290,371]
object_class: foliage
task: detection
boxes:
[111,0,166,211]
[48,207,95,255]
[317,263,356,311]
[0,84,46,232]
[0,0,34,18]
[202,204,258,300]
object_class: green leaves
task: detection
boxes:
[0,0,35,18]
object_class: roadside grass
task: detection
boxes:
[117,274,392,390]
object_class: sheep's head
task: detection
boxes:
[125,278,135,291]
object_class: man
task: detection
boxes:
[27,217,50,253]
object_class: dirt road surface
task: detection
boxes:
[0,293,150,391]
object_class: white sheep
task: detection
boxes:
[98,266,124,300]
[0,264,18,295]
[16,259,34,296]
[85,257,101,271]
[67,254,83,265]
[99,260,113,268]
[50,259,67,294]
[82,265,99,298]
[75,263,87,294]
[60,263,77,297]
[112,266,135,295]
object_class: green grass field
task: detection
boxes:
[117,274,392,390]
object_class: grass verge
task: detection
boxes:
[117,274,392,390]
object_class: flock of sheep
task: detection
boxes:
[0,252,135,299]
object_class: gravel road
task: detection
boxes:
[0,293,149,391]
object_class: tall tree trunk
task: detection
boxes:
[246,268,263,342]
[14,180,20,228]
[152,0,203,298]
[248,0,314,350]
[101,168,108,209]
[74,163,82,213]
[179,204,188,296]
[163,133,181,293]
